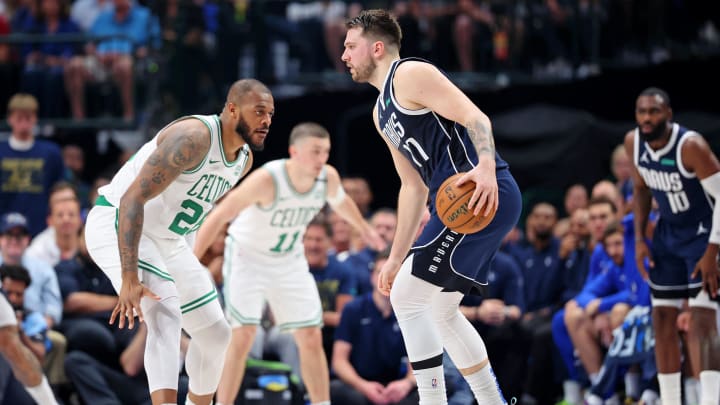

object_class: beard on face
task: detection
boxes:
[534,228,553,241]
[351,59,377,83]
[236,116,265,151]
[639,121,668,143]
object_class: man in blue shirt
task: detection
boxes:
[306,219,357,364]
[331,250,418,405]
[0,94,64,237]
[83,0,160,120]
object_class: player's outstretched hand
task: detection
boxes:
[378,258,402,297]
[692,246,719,298]
[634,239,653,281]
[455,163,498,217]
[110,277,160,329]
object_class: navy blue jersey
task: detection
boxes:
[376,58,509,204]
[633,123,713,229]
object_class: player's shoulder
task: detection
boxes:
[159,115,213,148]
[394,59,440,83]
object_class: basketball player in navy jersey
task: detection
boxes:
[625,87,720,405]
[342,9,522,405]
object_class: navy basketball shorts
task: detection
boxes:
[410,170,522,295]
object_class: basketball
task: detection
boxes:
[435,172,497,234]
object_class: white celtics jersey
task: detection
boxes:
[99,114,250,239]
[227,159,327,263]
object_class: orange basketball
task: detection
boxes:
[435,172,497,234]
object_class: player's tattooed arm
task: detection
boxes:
[118,124,211,275]
[466,118,495,158]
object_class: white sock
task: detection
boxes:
[604,393,620,405]
[589,372,600,385]
[699,370,720,405]
[624,371,640,399]
[657,372,681,405]
[640,389,659,405]
[684,377,700,405]
[25,376,57,405]
[160,403,177,405]
[413,365,448,405]
[311,402,331,405]
[586,393,603,405]
[463,364,506,405]
[563,380,582,404]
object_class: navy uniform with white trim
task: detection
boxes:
[633,123,713,299]
[626,87,720,405]
[376,57,522,294]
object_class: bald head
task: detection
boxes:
[227,79,271,105]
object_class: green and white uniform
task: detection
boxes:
[85,114,250,330]
[224,159,328,330]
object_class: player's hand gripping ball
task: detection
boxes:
[436,172,497,234]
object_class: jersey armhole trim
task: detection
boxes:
[182,115,212,174]
[257,167,279,212]
[677,131,699,178]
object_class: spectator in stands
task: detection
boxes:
[559,208,592,303]
[342,176,374,218]
[591,179,624,222]
[342,208,397,295]
[55,231,134,368]
[329,210,356,255]
[61,145,90,208]
[0,14,14,110]
[331,250,418,404]
[452,0,494,72]
[0,274,58,405]
[611,143,633,210]
[18,0,83,118]
[563,222,639,397]
[25,182,78,266]
[554,183,588,237]
[69,0,111,32]
[505,201,565,405]
[454,251,526,400]
[0,212,61,329]
[0,264,51,404]
[0,94,65,237]
[154,0,208,114]
[70,0,160,121]
[27,192,82,268]
[64,323,189,404]
[305,218,357,364]
[551,196,618,405]
[0,212,66,386]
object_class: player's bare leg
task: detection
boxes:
[653,306,682,405]
[216,325,257,405]
[294,326,330,403]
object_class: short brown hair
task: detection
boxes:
[346,9,402,51]
[289,122,330,146]
[7,93,38,114]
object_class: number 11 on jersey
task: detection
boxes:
[270,231,300,253]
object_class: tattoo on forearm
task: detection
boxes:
[466,119,495,157]
[119,201,143,274]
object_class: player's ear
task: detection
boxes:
[373,40,384,56]
[667,107,673,122]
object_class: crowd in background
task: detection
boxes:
[0,0,719,122]
[1,91,720,405]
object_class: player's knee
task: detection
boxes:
[689,307,717,336]
[564,304,585,327]
[209,318,232,348]
[231,325,258,351]
[293,326,322,352]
